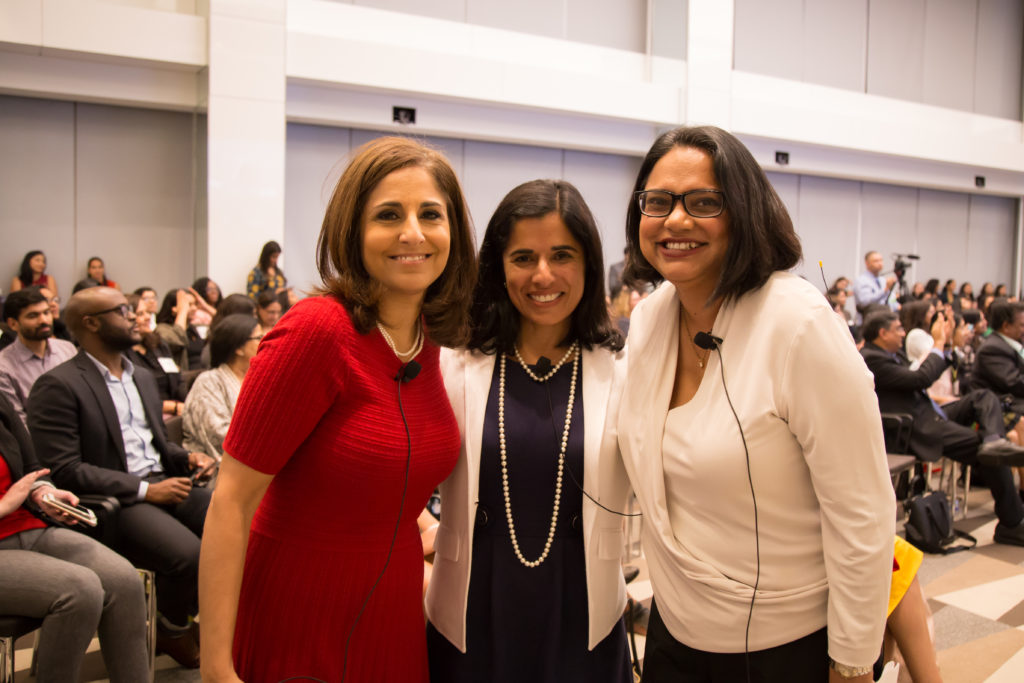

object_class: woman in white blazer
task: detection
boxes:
[425,179,633,683]
[617,127,895,683]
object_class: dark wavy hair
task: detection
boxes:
[315,136,477,346]
[210,314,260,368]
[899,299,934,332]
[17,251,45,287]
[192,277,222,307]
[257,241,283,277]
[624,126,802,302]
[468,179,623,354]
[212,293,256,330]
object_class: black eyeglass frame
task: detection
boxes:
[635,188,726,218]
[83,304,135,319]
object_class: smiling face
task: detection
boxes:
[361,165,451,301]
[503,212,585,341]
[29,253,46,274]
[88,258,105,281]
[638,146,729,300]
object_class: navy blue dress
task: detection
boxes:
[427,356,631,683]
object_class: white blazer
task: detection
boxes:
[425,345,631,652]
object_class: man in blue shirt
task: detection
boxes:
[853,251,897,318]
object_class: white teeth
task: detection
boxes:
[664,241,700,250]
[530,292,561,303]
[393,254,427,262]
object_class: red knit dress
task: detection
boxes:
[223,296,459,683]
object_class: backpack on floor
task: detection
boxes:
[904,489,976,554]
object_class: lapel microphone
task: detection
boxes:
[694,331,723,350]
[535,356,552,375]
[395,360,422,383]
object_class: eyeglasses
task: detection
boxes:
[635,189,725,218]
[84,304,134,319]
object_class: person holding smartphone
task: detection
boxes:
[0,392,149,683]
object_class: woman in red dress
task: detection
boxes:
[199,137,477,683]
[11,250,58,297]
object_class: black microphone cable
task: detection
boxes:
[696,332,760,683]
[336,360,420,683]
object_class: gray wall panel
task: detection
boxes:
[75,104,196,296]
[567,0,646,52]
[974,0,1024,120]
[966,195,1016,291]
[803,0,868,91]
[284,123,353,297]
[353,0,467,23]
[733,0,804,78]
[793,176,861,284]
[462,140,563,245]
[652,0,687,60]
[466,0,562,40]
[922,0,977,112]
[562,150,642,268]
[854,183,919,289]
[866,0,926,101]
[915,189,970,283]
[0,96,76,298]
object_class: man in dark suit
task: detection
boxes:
[27,286,214,668]
[973,299,1024,412]
[860,310,1024,546]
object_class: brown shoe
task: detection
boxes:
[156,621,200,669]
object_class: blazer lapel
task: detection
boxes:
[463,352,495,519]
[75,353,128,464]
[581,347,613,499]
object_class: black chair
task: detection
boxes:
[0,615,41,682]
[881,412,916,503]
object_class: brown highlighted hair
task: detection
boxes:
[624,126,802,302]
[316,136,477,346]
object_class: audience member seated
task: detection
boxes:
[85,256,119,291]
[923,278,940,301]
[10,250,58,298]
[38,286,72,343]
[854,250,897,317]
[980,282,995,301]
[255,289,282,330]
[191,277,222,309]
[860,311,1024,546]
[958,282,975,310]
[972,300,1024,411]
[939,279,956,307]
[995,283,1010,298]
[133,286,159,331]
[182,314,262,461]
[26,286,215,668]
[246,239,286,299]
[0,289,76,424]
[276,287,298,316]
[156,288,207,372]
[212,293,256,328]
[71,277,101,294]
[0,392,149,683]
[125,293,184,415]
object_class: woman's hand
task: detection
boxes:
[32,485,82,525]
[187,286,217,316]
[0,469,51,518]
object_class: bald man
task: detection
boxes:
[26,287,214,668]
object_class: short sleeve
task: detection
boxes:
[223,297,350,475]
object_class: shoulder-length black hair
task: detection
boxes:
[192,277,222,306]
[210,314,259,368]
[18,250,45,287]
[623,126,802,302]
[258,241,283,277]
[315,136,478,347]
[468,179,623,355]
[87,257,110,287]
[156,289,194,325]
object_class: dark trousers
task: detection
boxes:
[641,600,828,683]
[936,390,1024,527]
[113,482,211,625]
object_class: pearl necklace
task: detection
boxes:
[376,321,423,361]
[498,347,579,568]
[512,341,579,382]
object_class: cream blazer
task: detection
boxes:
[425,345,631,652]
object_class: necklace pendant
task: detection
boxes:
[697,359,704,368]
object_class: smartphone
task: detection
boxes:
[41,494,98,527]
[190,460,219,485]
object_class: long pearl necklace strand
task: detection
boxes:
[376,321,423,361]
[499,342,580,568]
[512,341,579,382]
